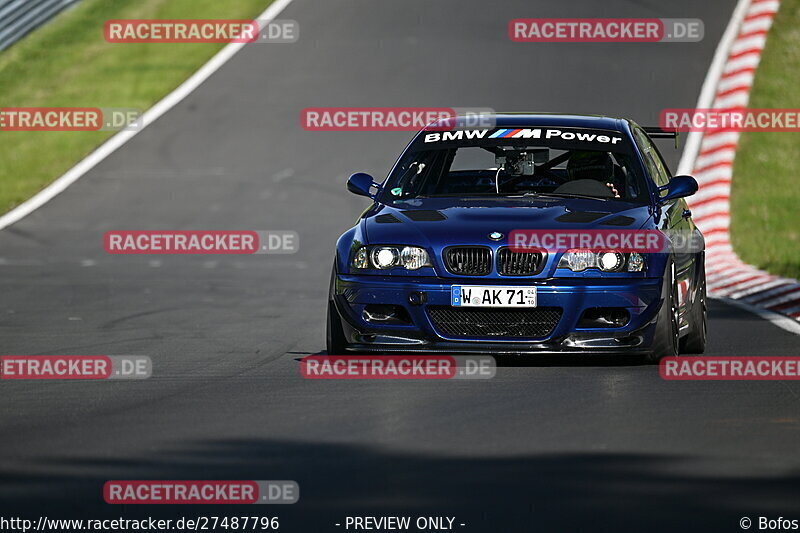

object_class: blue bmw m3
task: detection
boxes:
[327,114,706,362]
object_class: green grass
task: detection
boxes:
[0,0,272,213]
[731,0,800,279]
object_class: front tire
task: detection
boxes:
[646,259,680,363]
[326,263,348,355]
[680,259,707,354]
[326,299,347,355]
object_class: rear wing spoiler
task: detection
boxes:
[643,127,681,149]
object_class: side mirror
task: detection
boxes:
[659,175,698,203]
[347,172,377,199]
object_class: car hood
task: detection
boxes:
[363,197,653,247]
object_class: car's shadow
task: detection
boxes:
[291,351,649,367]
[489,353,648,367]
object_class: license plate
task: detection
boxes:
[451,286,537,307]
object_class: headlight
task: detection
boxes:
[598,251,625,272]
[371,247,399,269]
[627,252,645,272]
[400,246,430,270]
[558,250,646,272]
[564,250,594,272]
[352,246,431,270]
[352,247,369,269]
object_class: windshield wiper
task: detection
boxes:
[520,191,610,201]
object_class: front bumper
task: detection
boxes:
[332,274,665,354]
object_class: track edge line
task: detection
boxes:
[0,0,295,231]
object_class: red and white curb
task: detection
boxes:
[677,0,800,324]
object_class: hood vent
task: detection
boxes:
[401,210,447,222]
[555,211,608,223]
[375,213,402,223]
[601,215,635,226]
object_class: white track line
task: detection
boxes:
[676,0,752,176]
[0,0,294,231]
[720,297,800,335]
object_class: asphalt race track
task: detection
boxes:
[1,1,799,531]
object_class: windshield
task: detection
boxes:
[380,126,648,204]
